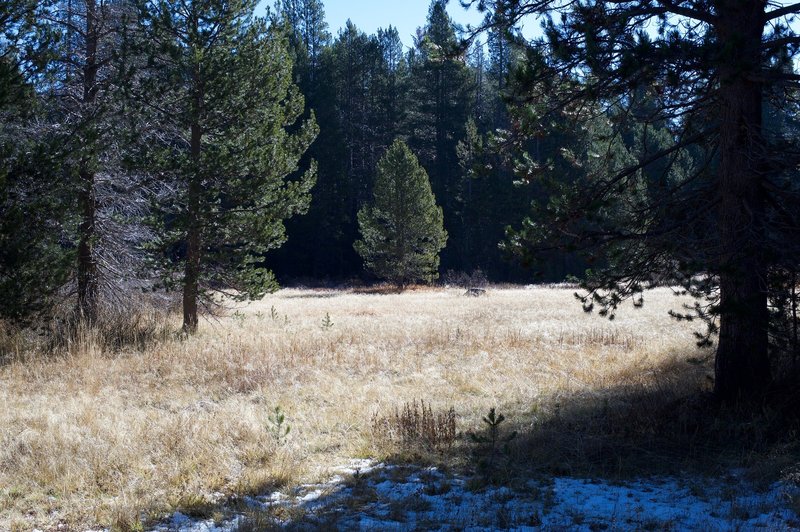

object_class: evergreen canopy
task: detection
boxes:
[468,0,800,400]
[355,139,447,287]
[134,0,318,332]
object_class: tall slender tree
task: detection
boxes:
[276,0,330,86]
[374,26,410,148]
[331,21,382,213]
[42,0,130,322]
[135,0,317,333]
[408,0,474,271]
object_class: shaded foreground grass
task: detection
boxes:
[1,287,798,530]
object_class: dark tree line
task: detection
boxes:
[268,0,554,283]
[0,0,590,334]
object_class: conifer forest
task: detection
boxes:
[2,0,800,529]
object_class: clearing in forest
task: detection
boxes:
[1,287,798,530]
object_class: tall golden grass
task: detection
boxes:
[0,287,722,529]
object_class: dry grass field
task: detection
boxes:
[0,286,795,530]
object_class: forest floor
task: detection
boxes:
[1,286,799,530]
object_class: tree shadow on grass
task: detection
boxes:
[499,359,800,483]
[364,354,800,486]
[163,356,800,530]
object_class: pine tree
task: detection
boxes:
[330,21,382,215]
[133,0,317,333]
[1,1,41,108]
[42,0,134,323]
[469,0,800,400]
[374,26,410,148]
[0,0,73,324]
[270,0,342,279]
[276,0,330,86]
[408,0,473,271]
[0,125,73,323]
[355,139,447,287]
[272,19,416,282]
[299,20,383,277]
[467,39,491,129]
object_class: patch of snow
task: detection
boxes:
[298,489,325,503]
[332,457,381,476]
[149,459,800,531]
[151,512,243,532]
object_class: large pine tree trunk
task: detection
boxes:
[713,1,771,401]
[77,0,99,323]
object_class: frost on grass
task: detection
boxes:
[5,287,798,529]
[156,459,799,531]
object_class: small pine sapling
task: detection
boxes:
[469,408,517,483]
[268,406,291,444]
[232,310,247,327]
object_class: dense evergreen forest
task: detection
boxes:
[267,0,548,284]
[2,0,800,400]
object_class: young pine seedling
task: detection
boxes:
[268,406,291,444]
[469,408,517,483]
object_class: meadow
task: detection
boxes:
[1,286,796,530]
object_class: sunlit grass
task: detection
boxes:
[0,286,713,529]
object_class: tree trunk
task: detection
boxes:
[713,1,771,402]
[182,216,200,333]
[183,121,202,334]
[792,270,798,372]
[77,168,98,322]
[77,0,99,323]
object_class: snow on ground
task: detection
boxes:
[154,459,800,531]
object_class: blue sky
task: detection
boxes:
[321,1,487,46]
[256,0,510,49]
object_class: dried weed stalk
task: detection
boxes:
[372,400,456,450]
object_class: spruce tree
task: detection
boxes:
[355,139,447,287]
[133,0,317,333]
